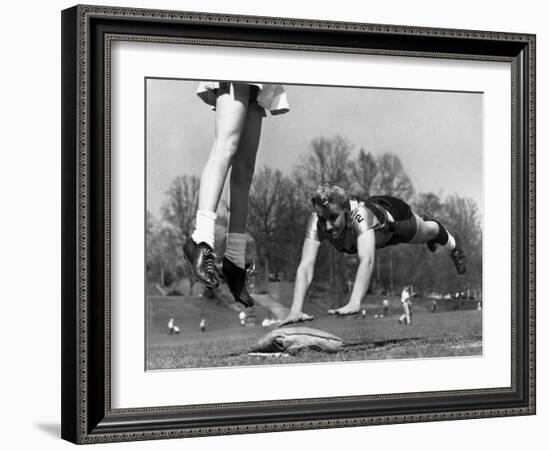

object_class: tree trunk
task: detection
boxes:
[388,249,394,294]
[264,256,269,286]
[329,250,334,284]
[189,277,194,296]
[375,254,380,293]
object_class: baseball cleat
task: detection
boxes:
[449,235,467,275]
[182,238,219,289]
[221,257,254,307]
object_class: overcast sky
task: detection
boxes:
[146,79,482,217]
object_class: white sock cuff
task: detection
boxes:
[225,233,246,269]
[197,210,216,220]
[191,210,217,248]
[443,233,456,251]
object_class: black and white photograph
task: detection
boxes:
[145,79,483,370]
[54,1,538,446]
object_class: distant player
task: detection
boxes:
[239,311,246,326]
[280,182,466,326]
[398,286,413,325]
[200,318,206,332]
[168,318,175,334]
[168,318,180,335]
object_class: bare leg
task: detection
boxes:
[220,102,264,308]
[195,89,263,308]
[403,301,411,324]
[407,213,440,244]
[407,212,466,274]
[184,84,251,289]
[228,102,264,233]
[197,83,251,212]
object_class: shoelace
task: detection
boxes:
[203,248,217,274]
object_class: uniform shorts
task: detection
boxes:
[366,195,417,247]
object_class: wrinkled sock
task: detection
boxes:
[191,210,216,248]
[432,220,456,251]
[225,233,246,269]
[443,233,456,252]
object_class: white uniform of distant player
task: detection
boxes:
[398,287,412,325]
[167,318,179,334]
[239,311,246,326]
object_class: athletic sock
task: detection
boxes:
[191,210,217,248]
[443,233,456,252]
[225,233,246,269]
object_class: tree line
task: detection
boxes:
[147,136,482,299]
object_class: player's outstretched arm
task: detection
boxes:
[279,238,320,326]
[328,229,375,316]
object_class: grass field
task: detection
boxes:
[146,292,482,370]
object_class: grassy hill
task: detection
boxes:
[147,285,276,339]
[147,279,480,341]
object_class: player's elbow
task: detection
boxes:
[297,262,314,283]
[359,255,374,273]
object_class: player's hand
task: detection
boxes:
[328,304,361,316]
[279,311,314,327]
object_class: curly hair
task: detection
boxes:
[311,182,349,208]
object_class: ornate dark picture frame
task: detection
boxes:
[61,4,536,444]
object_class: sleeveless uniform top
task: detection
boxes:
[305,199,385,254]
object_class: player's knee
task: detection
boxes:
[417,215,441,240]
[363,256,374,271]
[212,135,240,164]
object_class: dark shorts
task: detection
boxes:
[215,82,260,106]
[366,196,417,247]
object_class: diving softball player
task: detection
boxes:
[280,182,466,326]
